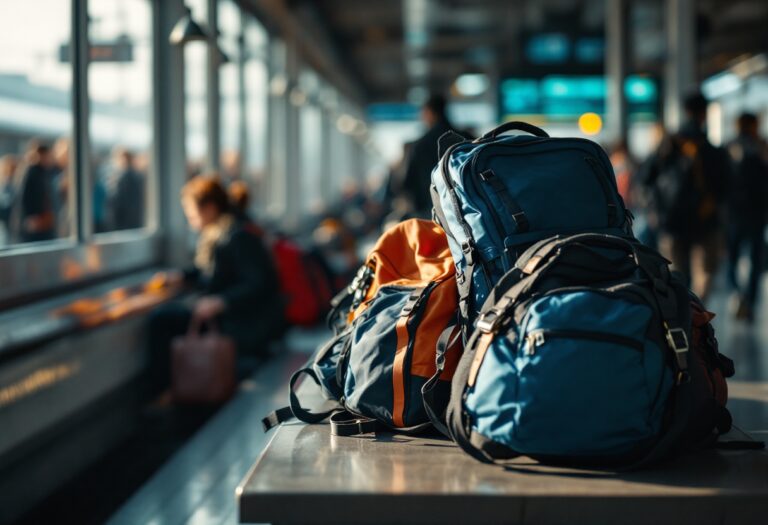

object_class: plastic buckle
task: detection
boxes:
[461,241,475,266]
[665,326,689,355]
[511,211,529,232]
[400,293,423,317]
[476,310,501,333]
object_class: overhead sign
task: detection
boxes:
[367,103,420,122]
[59,38,134,63]
[500,75,658,121]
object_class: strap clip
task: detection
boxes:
[400,290,425,317]
[511,211,529,232]
[461,241,475,266]
[477,310,501,333]
[664,323,689,380]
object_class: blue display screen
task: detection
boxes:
[500,75,657,120]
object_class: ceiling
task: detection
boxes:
[282,0,768,104]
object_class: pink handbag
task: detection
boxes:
[171,320,236,404]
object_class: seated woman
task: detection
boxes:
[147,175,284,398]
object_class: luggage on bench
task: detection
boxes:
[263,219,463,436]
[430,121,633,331]
[446,233,745,468]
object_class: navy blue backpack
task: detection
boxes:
[431,121,632,331]
[446,233,741,468]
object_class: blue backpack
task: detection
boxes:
[446,233,737,468]
[431,121,632,331]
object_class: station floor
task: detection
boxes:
[19,268,753,525]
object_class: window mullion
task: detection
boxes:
[72,0,94,242]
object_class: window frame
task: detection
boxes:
[0,0,161,305]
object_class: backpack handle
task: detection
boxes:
[478,121,549,141]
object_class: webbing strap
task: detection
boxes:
[393,288,427,427]
[422,324,461,437]
[261,406,294,432]
[261,366,341,432]
[330,410,381,436]
[480,169,529,233]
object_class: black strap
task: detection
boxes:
[456,242,476,341]
[330,410,381,436]
[479,169,529,233]
[261,366,341,432]
[479,121,549,141]
[714,440,766,450]
[422,324,460,437]
[261,406,294,432]
[437,130,467,158]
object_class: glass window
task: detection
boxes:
[299,69,323,213]
[219,0,242,185]
[185,0,208,178]
[0,1,73,247]
[265,39,288,218]
[88,0,153,234]
[244,17,268,210]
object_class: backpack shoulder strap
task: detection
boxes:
[262,366,341,432]
[422,324,461,437]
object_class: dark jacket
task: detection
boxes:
[402,119,457,214]
[185,215,284,351]
[110,168,145,230]
[18,163,56,242]
[727,133,768,226]
[640,120,730,238]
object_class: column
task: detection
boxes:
[664,0,697,131]
[605,0,629,144]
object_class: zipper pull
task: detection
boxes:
[525,331,545,355]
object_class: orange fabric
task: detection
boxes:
[409,279,461,379]
[392,313,411,427]
[353,219,455,319]
[349,219,461,428]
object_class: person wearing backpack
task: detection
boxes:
[640,92,730,301]
[725,112,768,321]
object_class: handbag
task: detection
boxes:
[171,319,236,404]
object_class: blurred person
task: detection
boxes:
[228,179,252,221]
[93,155,109,233]
[640,93,729,301]
[52,138,71,238]
[107,147,145,231]
[147,175,283,398]
[610,140,636,207]
[220,150,242,187]
[401,94,465,215]
[725,112,768,321]
[16,141,57,243]
[0,154,18,244]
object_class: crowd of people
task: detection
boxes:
[0,139,147,245]
[3,90,765,406]
[613,94,768,321]
[388,91,768,322]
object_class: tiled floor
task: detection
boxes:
[106,276,768,525]
[105,329,325,525]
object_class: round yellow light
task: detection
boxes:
[578,112,603,135]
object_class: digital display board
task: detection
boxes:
[500,75,657,121]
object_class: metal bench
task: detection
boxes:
[238,384,768,525]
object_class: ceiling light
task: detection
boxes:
[169,6,209,46]
[455,73,490,97]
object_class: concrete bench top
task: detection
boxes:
[238,392,768,525]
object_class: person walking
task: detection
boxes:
[641,92,730,301]
[725,112,768,321]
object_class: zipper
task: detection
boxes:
[584,156,619,226]
[467,141,622,229]
[524,328,644,356]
